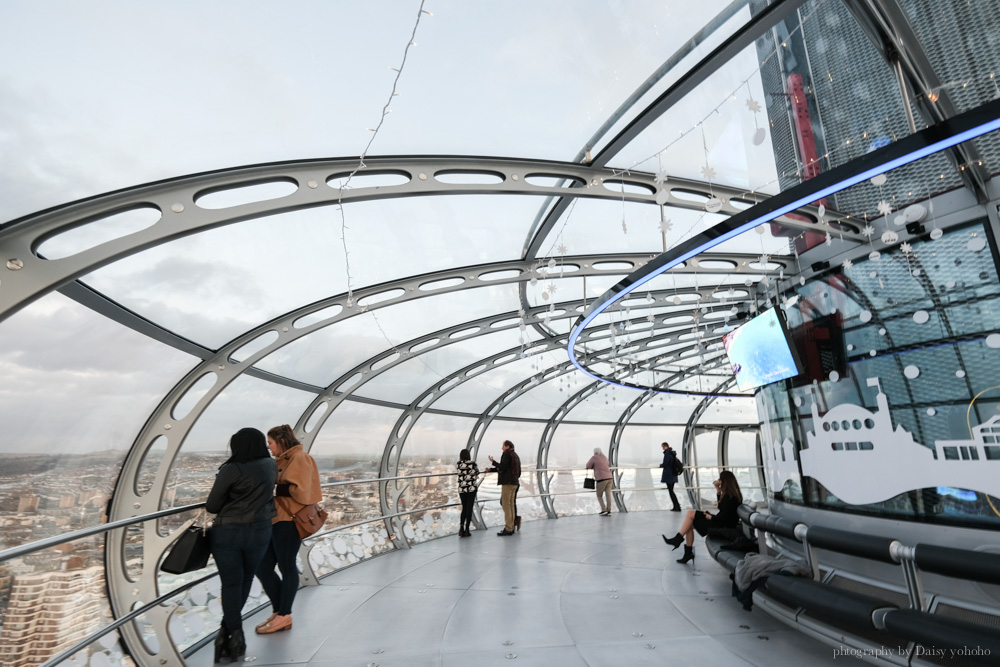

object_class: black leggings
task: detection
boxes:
[459,491,476,529]
[667,482,680,509]
[255,520,301,615]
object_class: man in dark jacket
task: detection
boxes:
[659,442,682,512]
[487,440,521,536]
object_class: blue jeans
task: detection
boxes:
[210,519,272,632]
[255,520,301,615]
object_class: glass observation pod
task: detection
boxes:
[1,1,999,666]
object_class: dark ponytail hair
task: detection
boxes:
[266,424,301,453]
[227,427,269,464]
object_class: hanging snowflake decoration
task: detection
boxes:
[746,97,761,113]
[842,258,853,270]
[701,164,717,180]
[877,200,892,216]
[900,241,913,254]
[653,168,669,185]
[646,313,655,323]
[825,232,833,246]
[880,230,899,244]
[556,243,568,256]
[659,218,672,233]
[861,224,875,237]
[759,253,770,266]
[547,282,558,294]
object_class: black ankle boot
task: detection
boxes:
[214,623,230,663]
[662,533,683,550]
[227,627,246,662]
[677,545,695,564]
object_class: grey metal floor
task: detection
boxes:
[190,511,858,666]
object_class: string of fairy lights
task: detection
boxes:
[538,0,999,395]
[328,1,996,413]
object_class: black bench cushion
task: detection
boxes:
[882,609,1000,659]
[764,576,897,630]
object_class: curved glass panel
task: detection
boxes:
[1,0,740,221]
[608,43,780,193]
[311,400,402,463]
[699,396,758,424]
[0,292,195,549]
[590,2,755,159]
[479,420,546,473]
[80,197,532,348]
[161,376,317,511]
[561,389,643,423]
[355,328,536,405]
[536,200,791,264]
[254,284,523,387]
[417,339,557,414]
[618,425,688,466]
[400,413,478,475]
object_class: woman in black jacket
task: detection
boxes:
[206,427,277,663]
[662,470,742,565]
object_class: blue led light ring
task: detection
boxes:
[569,98,1000,393]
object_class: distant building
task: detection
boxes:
[15,497,38,514]
[0,565,107,667]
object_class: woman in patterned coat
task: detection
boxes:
[456,449,479,537]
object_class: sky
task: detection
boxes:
[0,0,777,458]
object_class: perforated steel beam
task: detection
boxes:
[0,155,843,329]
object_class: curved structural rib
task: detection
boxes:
[0,154,838,327]
[568,98,1000,393]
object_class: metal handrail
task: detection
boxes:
[20,478,757,666]
[2,463,766,564]
[0,501,204,564]
[318,464,764,488]
[37,569,216,667]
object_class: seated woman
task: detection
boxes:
[662,470,742,565]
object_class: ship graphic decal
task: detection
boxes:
[796,378,999,505]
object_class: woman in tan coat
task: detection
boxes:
[254,425,322,634]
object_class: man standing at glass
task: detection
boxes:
[660,442,682,512]
[487,440,521,536]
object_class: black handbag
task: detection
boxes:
[160,524,212,574]
[583,472,596,490]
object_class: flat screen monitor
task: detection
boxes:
[723,307,802,391]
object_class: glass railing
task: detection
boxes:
[0,464,765,667]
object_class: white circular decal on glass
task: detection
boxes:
[859,310,872,323]
[927,408,936,416]
[986,333,1000,349]
[913,310,930,324]
[903,365,920,379]
[956,369,966,378]
[829,371,840,382]
[968,237,987,252]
